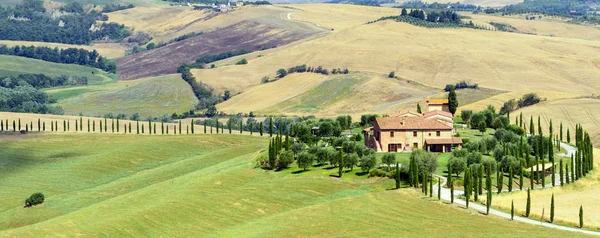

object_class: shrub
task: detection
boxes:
[369,168,388,178]
[277,150,294,170]
[277,69,287,78]
[517,93,541,108]
[24,193,44,207]
[297,152,315,170]
[236,58,248,65]
[388,71,395,78]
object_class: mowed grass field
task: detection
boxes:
[0,55,114,85]
[0,40,128,59]
[46,74,198,118]
[0,133,591,237]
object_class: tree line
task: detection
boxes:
[177,65,221,117]
[275,64,349,80]
[499,93,541,115]
[0,74,87,89]
[444,81,478,91]
[179,49,254,70]
[0,80,63,114]
[0,0,131,45]
[0,45,117,73]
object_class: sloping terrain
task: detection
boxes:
[114,6,325,80]
[464,13,600,41]
[459,90,581,113]
[0,133,588,237]
[46,74,197,118]
[0,55,114,85]
[0,41,127,59]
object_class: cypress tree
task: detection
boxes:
[250,122,253,135]
[25,124,28,132]
[437,177,441,200]
[37,118,40,131]
[519,112,523,128]
[560,122,563,142]
[215,118,219,134]
[63,120,66,132]
[497,165,502,194]
[104,118,107,132]
[167,124,169,134]
[519,166,524,190]
[239,120,243,134]
[260,122,263,136]
[580,205,584,228]
[18,118,21,131]
[549,137,555,187]
[118,118,121,132]
[423,174,428,195]
[142,124,145,134]
[179,121,182,134]
[395,162,400,189]
[508,166,513,192]
[542,161,545,188]
[338,150,344,177]
[486,164,492,215]
[565,163,570,184]
[269,117,273,137]
[43,121,45,131]
[191,119,195,134]
[228,120,232,134]
[511,200,515,221]
[149,120,152,134]
[204,121,207,134]
[450,174,454,203]
[100,120,103,132]
[154,123,157,134]
[530,116,534,135]
[75,120,78,132]
[136,121,139,134]
[474,169,479,202]
[111,119,114,133]
[186,125,189,134]
[51,120,54,131]
[571,154,575,181]
[87,119,90,132]
[161,122,164,134]
[221,123,224,134]
[567,128,570,143]
[479,165,483,195]
[526,189,531,217]
[550,193,555,223]
[209,124,212,134]
[29,121,32,131]
[465,168,470,208]
[0,120,3,131]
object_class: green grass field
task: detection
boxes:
[0,133,589,237]
[46,74,198,118]
[0,55,115,85]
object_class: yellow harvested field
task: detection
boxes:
[286,4,400,30]
[494,168,600,228]
[463,13,600,41]
[459,0,524,7]
[0,40,127,59]
[459,90,582,113]
[194,19,600,99]
[218,73,329,113]
[512,98,600,145]
[107,5,315,43]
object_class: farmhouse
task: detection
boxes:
[362,97,461,153]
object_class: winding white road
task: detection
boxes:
[434,142,600,236]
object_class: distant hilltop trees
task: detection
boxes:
[0,45,117,73]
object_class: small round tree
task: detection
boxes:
[24,193,45,207]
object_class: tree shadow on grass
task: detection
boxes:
[292,169,308,174]
[323,166,337,170]
[355,171,369,176]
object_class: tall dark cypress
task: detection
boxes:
[565,163,570,184]
[204,120,207,134]
[100,120,103,132]
[508,166,513,192]
[104,118,107,132]
[191,119,195,134]
[338,150,343,177]
[136,121,139,134]
[580,205,584,228]
[37,118,40,131]
[395,162,400,189]
[259,122,263,136]
[526,189,531,217]
[465,168,470,208]
[511,200,515,221]
[161,122,164,134]
[179,120,182,134]
[550,193,555,223]
[43,121,45,131]
[486,164,492,215]
[519,166,524,190]
[87,119,90,132]
[549,137,555,187]
[239,120,243,134]
[269,117,273,137]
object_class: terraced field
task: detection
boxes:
[0,55,114,85]
[0,133,589,237]
[46,74,197,118]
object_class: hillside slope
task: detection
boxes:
[0,133,589,237]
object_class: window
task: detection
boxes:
[390,131,394,137]
[428,133,431,136]
[413,131,417,137]
[436,131,441,137]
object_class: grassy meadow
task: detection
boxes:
[0,133,592,237]
[0,55,115,85]
[46,74,198,118]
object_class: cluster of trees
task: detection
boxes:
[101,4,135,13]
[444,81,478,91]
[460,105,511,130]
[0,74,87,89]
[176,65,220,117]
[0,0,131,45]
[399,1,479,11]
[371,15,488,30]
[243,1,272,5]
[407,149,439,195]
[0,45,116,73]
[0,80,63,114]
[260,134,377,175]
[400,8,462,24]
[499,93,541,115]
[276,65,349,79]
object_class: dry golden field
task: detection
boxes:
[0,40,127,59]
[463,13,600,41]
[107,5,322,43]
[458,90,582,113]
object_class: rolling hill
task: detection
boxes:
[0,133,590,237]
[46,74,198,118]
[0,40,128,59]
[0,55,114,85]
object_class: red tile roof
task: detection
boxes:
[375,116,453,130]
[422,110,453,119]
[425,138,463,145]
